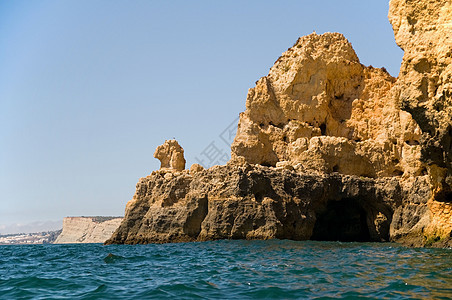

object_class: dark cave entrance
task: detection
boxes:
[311,198,371,242]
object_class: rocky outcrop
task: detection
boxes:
[106,164,433,245]
[389,0,452,186]
[388,0,452,243]
[154,139,186,171]
[55,217,122,244]
[107,0,451,247]
[231,32,423,179]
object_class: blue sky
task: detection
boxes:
[0,1,403,232]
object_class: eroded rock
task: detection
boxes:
[107,0,451,247]
[388,0,452,241]
[154,139,186,171]
[105,164,433,245]
[231,32,424,179]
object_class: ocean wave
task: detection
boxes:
[0,240,451,299]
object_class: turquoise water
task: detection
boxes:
[0,240,451,299]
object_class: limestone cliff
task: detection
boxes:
[107,0,451,247]
[389,0,452,241]
[106,164,432,244]
[231,32,422,179]
[54,217,122,244]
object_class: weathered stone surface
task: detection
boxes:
[231,32,424,179]
[107,0,451,247]
[190,163,205,174]
[55,217,122,244]
[388,0,452,241]
[105,164,438,245]
[154,139,186,171]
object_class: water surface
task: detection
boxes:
[0,240,451,299]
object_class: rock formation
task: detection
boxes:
[106,0,451,247]
[231,32,423,179]
[54,217,122,244]
[106,164,432,244]
[154,139,186,171]
[388,0,452,241]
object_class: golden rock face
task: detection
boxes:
[389,0,452,198]
[388,0,452,239]
[109,0,451,247]
[153,139,186,171]
[229,0,451,241]
[231,32,425,179]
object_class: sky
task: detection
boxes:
[0,1,403,233]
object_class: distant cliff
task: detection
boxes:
[54,217,122,244]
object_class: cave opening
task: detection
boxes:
[311,198,371,242]
[319,123,327,135]
[254,191,264,203]
[446,192,452,202]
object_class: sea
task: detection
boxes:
[0,240,451,299]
